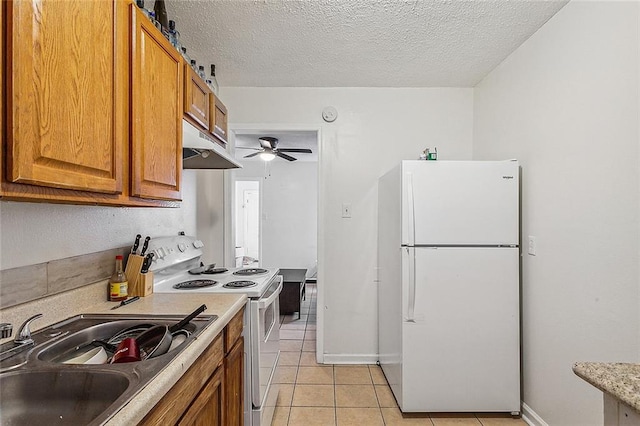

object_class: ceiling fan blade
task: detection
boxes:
[236,146,262,151]
[277,148,313,154]
[276,152,297,161]
[244,151,262,158]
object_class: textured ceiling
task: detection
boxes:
[166,0,567,87]
[235,131,318,162]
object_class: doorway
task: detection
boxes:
[229,126,324,362]
[235,180,260,267]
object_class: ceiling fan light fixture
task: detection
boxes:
[260,152,276,161]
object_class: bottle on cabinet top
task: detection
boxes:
[153,0,169,30]
[168,20,181,49]
[207,64,219,95]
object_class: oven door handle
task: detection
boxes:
[258,276,283,309]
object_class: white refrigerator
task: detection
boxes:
[377,160,521,414]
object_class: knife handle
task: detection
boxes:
[141,253,154,273]
[140,236,151,256]
[121,296,140,306]
[131,234,142,254]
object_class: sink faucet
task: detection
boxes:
[14,314,43,345]
[0,314,43,362]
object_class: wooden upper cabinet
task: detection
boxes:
[184,65,211,131]
[210,95,228,146]
[6,0,126,194]
[130,4,182,201]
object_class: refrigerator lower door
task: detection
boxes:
[401,247,520,412]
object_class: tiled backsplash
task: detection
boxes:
[0,247,129,309]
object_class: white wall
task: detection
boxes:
[194,170,226,266]
[223,87,473,360]
[473,2,639,425]
[0,171,198,269]
[235,161,318,272]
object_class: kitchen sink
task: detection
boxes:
[1,369,130,425]
[37,318,196,363]
[0,313,217,425]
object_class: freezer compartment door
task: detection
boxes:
[401,247,520,412]
[401,161,519,246]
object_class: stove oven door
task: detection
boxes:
[250,276,282,418]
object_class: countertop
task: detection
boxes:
[573,362,640,413]
[87,293,247,425]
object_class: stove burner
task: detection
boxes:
[233,268,268,276]
[224,280,257,289]
[188,264,220,275]
[203,267,228,275]
[173,279,217,289]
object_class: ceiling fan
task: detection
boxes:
[237,137,312,162]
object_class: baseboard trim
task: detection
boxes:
[521,402,549,426]
[322,354,379,364]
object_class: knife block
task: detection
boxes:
[131,271,154,297]
[124,254,145,293]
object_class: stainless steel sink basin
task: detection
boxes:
[0,369,130,425]
[0,313,217,425]
[37,319,196,363]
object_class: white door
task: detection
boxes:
[243,189,260,261]
[401,246,520,412]
[401,161,519,246]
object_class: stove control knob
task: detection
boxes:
[193,240,204,249]
[155,248,166,259]
[178,243,187,253]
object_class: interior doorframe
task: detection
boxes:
[228,123,325,363]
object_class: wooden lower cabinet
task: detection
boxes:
[225,338,244,426]
[178,366,224,426]
[140,306,245,426]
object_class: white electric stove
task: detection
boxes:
[147,234,281,426]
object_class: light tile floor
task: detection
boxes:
[272,284,527,426]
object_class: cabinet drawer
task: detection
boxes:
[225,307,244,354]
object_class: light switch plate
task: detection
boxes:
[528,236,537,256]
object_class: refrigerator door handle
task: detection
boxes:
[406,172,416,247]
[406,247,416,323]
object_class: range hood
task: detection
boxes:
[182,120,242,169]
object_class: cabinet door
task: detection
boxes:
[210,95,228,145]
[131,5,182,200]
[225,338,244,426]
[178,366,225,426]
[184,66,211,130]
[6,0,126,194]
